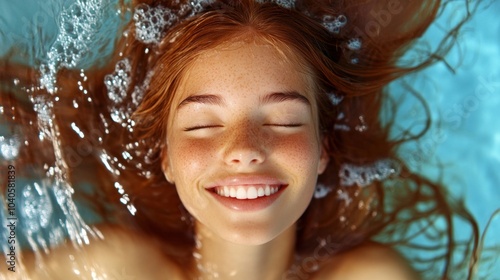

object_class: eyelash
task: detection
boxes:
[267,123,303,128]
[183,123,303,131]
[183,125,221,131]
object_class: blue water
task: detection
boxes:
[390,2,500,277]
[396,0,500,239]
[1,0,499,278]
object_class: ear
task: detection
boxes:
[317,137,330,175]
[161,145,175,184]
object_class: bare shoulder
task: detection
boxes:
[313,242,420,280]
[21,225,186,280]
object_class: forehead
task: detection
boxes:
[175,40,315,102]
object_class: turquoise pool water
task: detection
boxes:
[1,0,499,278]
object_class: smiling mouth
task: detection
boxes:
[210,185,285,200]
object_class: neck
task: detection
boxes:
[190,221,296,280]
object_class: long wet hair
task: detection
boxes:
[0,0,480,278]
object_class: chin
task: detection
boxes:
[216,222,292,246]
[224,233,277,246]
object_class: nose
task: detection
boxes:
[223,122,267,167]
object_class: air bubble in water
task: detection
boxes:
[336,190,352,206]
[21,182,53,234]
[0,135,21,160]
[39,0,106,93]
[355,115,368,132]
[322,15,347,34]
[328,92,344,105]
[134,4,176,44]
[256,0,295,9]
[314,183,331,199]
[347,38,362,51]
[339,159,401,187]
[105,58,131,104]
[133,1,215,44]
[334,124,350,131]
[274,0,295,9]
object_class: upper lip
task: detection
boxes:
[205,175,287,189]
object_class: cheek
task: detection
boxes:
[273,131,320,171]
[170,138,216,175]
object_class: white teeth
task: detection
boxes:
[247,187,257,199]
[257,187,265,197]
[213,185,280,200]
[236,188,246,199]
[265,185,271,196]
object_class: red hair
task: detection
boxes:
[0,0,480,278]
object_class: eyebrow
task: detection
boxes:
[260,91,311,106]
[177,91,311,109]
[177,94,224,108]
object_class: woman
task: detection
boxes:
[0,0,480,279]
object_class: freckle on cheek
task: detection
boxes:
[278,136,317,169]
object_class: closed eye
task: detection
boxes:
[184,123,303,131]
[266,123,303,127]
[183,125,222,131]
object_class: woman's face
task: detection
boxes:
[162,40,329,245]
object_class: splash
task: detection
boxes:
[1,0,116,277]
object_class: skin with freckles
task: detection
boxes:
[162,40,329,247]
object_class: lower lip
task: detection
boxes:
[207,186,287,211]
